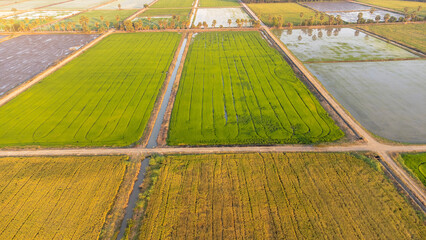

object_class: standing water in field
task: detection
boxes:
[306,60,426,143]
[273,28,418,62]
[116,158,150,240]
[146,37,188,148]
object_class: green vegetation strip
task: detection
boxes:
[139,8,191,18]
[168,31,343,145]
[136,153,425,239]
[360,23,426,53]
[0,32,181,147]
[247,3,317,26]
[401,153,426,186]
[151,0,194,8]
[199,0,240,8]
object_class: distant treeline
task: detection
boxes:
[241,0,342,3]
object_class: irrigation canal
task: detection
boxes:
[116,36,189,239]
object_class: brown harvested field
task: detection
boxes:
[136,153,425,239]
[0,155,128,239]
[0,34,98,96]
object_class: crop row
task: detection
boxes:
[168,31,343,145]
[0,156,127,239]
[0,32,181,147]
[138,153,425,239]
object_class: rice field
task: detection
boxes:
[168,32,343,146]
[306,60,426,143]
[133,8,191,29]
[0,155,128,239]
[303,1,371,12]
[3,10,80,20]
[326,10,404,23]
[273,28,419,62]
[0,11,13,17]
[138,8,191,18]
[247,3,317,26]
[137,153,426,239]
[199,0,240,8]
[150,0,194,8]
[193,8,252,28]
[96,0,153,10]
[42,0,110,10]
[360,23,426,53]
[400,153,426,186]
[54,9,137,30]
[357,0,426,17]
[0,0,65,11]
[0,32,181,147]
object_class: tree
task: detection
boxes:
[370,8,375,14]
[236,19,241,28]
[202,21,208,28]
[384,13,390,23]
[319,13,324,25]
[118,4,121,10]
[116,15,120,23]
[124,20,134,31]
[299,12,304,24]
[227,19,232,27]
[212,19,216,28]
[418,6,422,12]
[375,15,381,23]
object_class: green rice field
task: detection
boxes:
[400,153,426,186]
[199,0,240,7]
[138,8,191,18]
[151,0,194,8]
[360,23,426,53]
[168,31,343,146]
[0,32,181,147]
[247,3,317,26]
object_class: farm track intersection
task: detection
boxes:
[0,0,425,223]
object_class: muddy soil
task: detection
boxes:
[0,34,98,96]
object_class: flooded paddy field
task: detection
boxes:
[303,1,403,23]
[2,10,80,20]
[327,10,404,23]
[0,34,98,96]
[0,11,13,17]
[306,60,426,143]
[0,0,65,10]
[303,1,371,12]
[273,28,418,62]
[194,8,252,28]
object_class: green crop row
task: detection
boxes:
[168,31,343,145]
[0,32,181,147]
